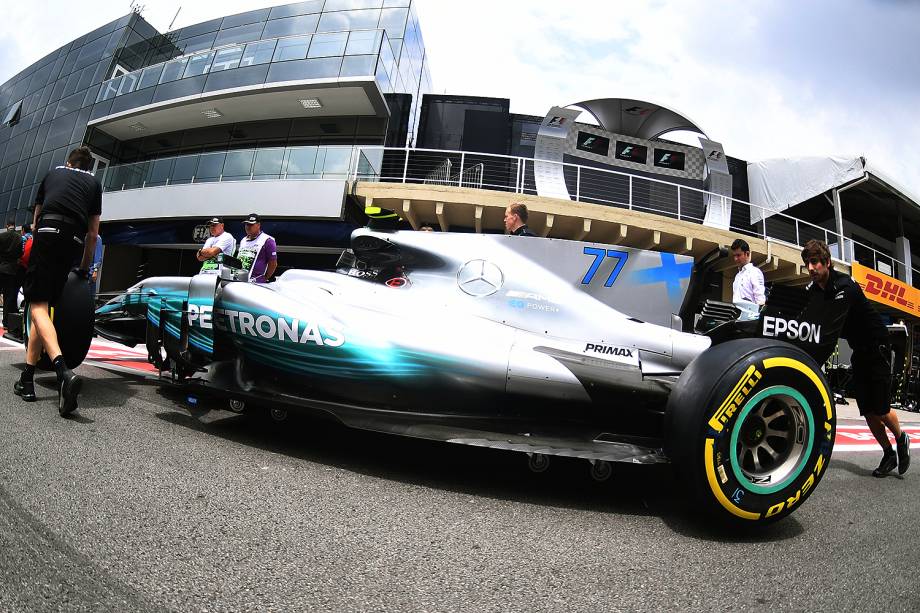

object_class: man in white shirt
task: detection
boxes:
[196,217,236,274]
[731,238,766,305]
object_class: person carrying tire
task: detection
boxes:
[14,146,101,416]
[801,239,910,477]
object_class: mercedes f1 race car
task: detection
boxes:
[81,219,837,526]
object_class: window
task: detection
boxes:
[195,151,226,182]
[204,64,271,92]
[159,57,189,84]
[285,146,319,176]
[322,147,353,176]
[97,77,121,102]
[614,141,648,164]
[3,100,22,126]
[183,51,215,78]
[210,46,244,72]
[324,0,383,10]
[253,148,285,179]
[266,57,342,82]
[345,30,382,55]
[222,149,255,179]
[269,0,324,20]
[146,157,175,187]
[171,154,198,184]
[262,14,320,39]
[241,40,277,66]
[317,9,381,33]
[214,22,265,47]
[220,8,271,29]
[137,64,165,89]
[308,32,348,58]
[340,55,376,77]
[116,71,141,96]
[111,64,130,79]
[378,8,409,38]
[273,36,312,62]
[576,132,610,155]
[179,32,218,55]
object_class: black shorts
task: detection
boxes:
[851,342,892,416]
[23,221,84,305]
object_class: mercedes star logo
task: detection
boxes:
[457,259,504,297]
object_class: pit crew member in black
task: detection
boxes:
[802,239,909,477]
[14,147,101,416]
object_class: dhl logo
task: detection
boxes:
[708,365,763,433]
[852,262,920,318]
[864,273,914,309]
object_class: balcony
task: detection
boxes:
[88,29,399,140]
[349,147,907,283]
[100,144,360,222]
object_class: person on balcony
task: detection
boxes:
[236,214,277,284]
[730,238,766,306]
[504,203,536,237]
[196,217,236,274]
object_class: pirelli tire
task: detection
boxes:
[665,338,835,526]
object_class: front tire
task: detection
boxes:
[665,338,835,525]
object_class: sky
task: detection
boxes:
[2,0,919,198]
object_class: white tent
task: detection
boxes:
[746,156,865,225]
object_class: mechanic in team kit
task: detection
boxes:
[14,146,101,415]
[196,217,236,273]
[801,239,909,477]
[504,203,536,237]
[236,214,277,284]
[730,238,766,305]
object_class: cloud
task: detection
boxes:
[415,0,920,196]
[2,0,918,197]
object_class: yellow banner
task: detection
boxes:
[851,262,920,318]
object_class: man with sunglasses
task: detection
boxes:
[801,239,909,477]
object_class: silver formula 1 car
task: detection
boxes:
[84,221,836,526]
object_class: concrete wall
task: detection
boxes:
[101,179,346,222]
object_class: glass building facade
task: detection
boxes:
[0,0,431,225]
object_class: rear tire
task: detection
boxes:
[665,338,835,525]
[24,272,94,370]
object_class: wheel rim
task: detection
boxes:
[729,385,814,494]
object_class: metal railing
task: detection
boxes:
[348,146,907,275]
[100,144,909,280]
[454,162,484,189]
[423,158,451,185]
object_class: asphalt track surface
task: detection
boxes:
[1,350,919,612]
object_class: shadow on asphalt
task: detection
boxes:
[151,388,804,541]
[831,457,908,481]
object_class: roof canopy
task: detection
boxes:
[571,98,707,141]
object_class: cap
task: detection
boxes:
[243,213,261,224]
[206,216,223,225]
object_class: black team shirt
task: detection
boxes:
[34,166,102,232]
[803,268,888,363]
